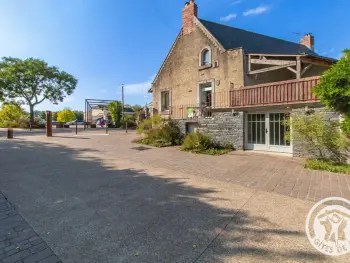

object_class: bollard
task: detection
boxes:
[76,121,78,135]
[46,111,53,137]
[7,128,13,139]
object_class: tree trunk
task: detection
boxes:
[29,104,34,130]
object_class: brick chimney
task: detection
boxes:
[300,33,315,51]
[182,0,198,35]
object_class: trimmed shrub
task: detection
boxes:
[136,116,183,147]
[181,131,212,152]
[181,131,233,155]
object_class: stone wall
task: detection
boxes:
[175,111,244,150]
[292,107,341,159]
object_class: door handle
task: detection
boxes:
[266,128,268,134]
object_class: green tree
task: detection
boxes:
[52,111,58,121]
[73,110,84,121]
[313,49,350,113]
[0,102,28,128]
[107,101,122,127]
[285,112,349,163]
[57,108,76,123]
[0,57,77,125]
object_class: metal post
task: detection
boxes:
[122,84,127,133]
[7,128,13,139]
[76,120,78,135]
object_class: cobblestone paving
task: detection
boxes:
[0,193,61,263]
[6,130,349,202]
[55,131,350,202]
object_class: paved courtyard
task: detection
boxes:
[0,129,349,262]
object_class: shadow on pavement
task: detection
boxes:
[0,139,327,263]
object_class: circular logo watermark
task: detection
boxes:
[306,197,350,256]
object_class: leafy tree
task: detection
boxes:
[0,57,77,125]
[285,112,349,163]
[73,110,84,121]
[0,102,28,128]
[52,111,58,121]
[34,110,47,120]
[107,101,122,127]
[57,108,76,123]
[313,49,350,113]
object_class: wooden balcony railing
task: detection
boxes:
[231,76,320,107]
[168,77,321,119]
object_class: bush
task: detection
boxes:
[136,116,183,147]
[0,103,29,128]
[120,118,136,128]
[181,131,212,152]
[136,115,163,135]
[305,159,350,175]
[181,131,233,155]
[342,114,350,137]
[285,112,349,163]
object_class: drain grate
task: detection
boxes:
[131,146,152,151]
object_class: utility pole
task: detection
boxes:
[122,84,127,133]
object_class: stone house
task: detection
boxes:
[149,0,337,156]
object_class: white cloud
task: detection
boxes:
[100,89,107,94]
[220,13,237,22]
[243,5,270,16]
[119,75,155,95]
[232,0,242,5]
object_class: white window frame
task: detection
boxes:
[199,46,212,67]
[159,90,171,113]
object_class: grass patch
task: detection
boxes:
[305,159,350,175]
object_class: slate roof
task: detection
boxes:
[199,19,319,56]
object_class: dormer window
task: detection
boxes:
[199,47,212,67]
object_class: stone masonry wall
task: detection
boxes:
[175,111,244,150]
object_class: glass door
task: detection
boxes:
[245,113,267,151]
[267,113,292,153]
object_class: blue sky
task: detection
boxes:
[1,0,349,111]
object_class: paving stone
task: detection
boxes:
[37,255,60,263]
[22,248,52,263]
[0,193,61,263]
[29,242,48,254]
[2,249,31,263]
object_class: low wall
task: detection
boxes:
[175,111,244,150]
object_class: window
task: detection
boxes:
[161,91,170,111]
[201,49,210,66]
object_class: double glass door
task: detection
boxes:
[246,113,291,153]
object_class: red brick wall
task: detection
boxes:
[182,0,198,35]
[300,34,315,51]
